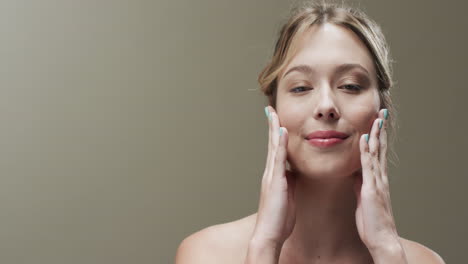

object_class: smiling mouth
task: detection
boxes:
[306,136,349,148]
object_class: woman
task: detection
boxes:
[176,1,446,263]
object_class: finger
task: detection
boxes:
[376,111,392,215]
[368,118,382,160]
[260,106,273,209]
[272,126,288,190]
[370,118,384,188]
[266,107,281,185]
[285,169,296,200]
[359,133,376,188]
[378,109,388,184]
[263,106,273,186]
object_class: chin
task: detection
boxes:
[292,154,360,179]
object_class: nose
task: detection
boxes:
[313,87,340,121]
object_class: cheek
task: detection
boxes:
[277,103,304,129]
[349,106,379,133]
[346,90,380,132]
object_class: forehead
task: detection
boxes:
[281,23,376,79]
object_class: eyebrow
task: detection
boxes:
[282,63,370,79]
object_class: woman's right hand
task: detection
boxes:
[251,106,297,248]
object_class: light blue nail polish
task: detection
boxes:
[279,127,283,136]
[365,134,369,143]
[379,120,383,129]
[383,109,388,120]
[265,107,272,121]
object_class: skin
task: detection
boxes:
[262,23,397,263]
[276,23,380,183]
[175,22,446,264]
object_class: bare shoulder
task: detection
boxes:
[399,237,446,264]
[175,213,257,264]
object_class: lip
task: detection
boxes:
[305,130,349,148]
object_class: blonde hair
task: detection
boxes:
[258,0,398,165]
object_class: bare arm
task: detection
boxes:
[243,107,296,263]
[401,239,447,264]
[244,238,282,264]
[175,232,215,264]
[177,107,295,264]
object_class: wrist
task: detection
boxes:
[246,237,283,264]
[249,231,285,248]
[249,236,283,252]
[369,239,408,264]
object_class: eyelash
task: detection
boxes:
[341,84,363,91]
[290,86,311,93]
[290,84,363,93]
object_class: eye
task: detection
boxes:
[340,84,362,91]
[290,86,312,93]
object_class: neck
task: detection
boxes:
[279,169,373,263]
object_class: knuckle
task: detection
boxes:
[362,155,371,166]
[272,140,279,149]
[261,174,270,186]
[362,187,377,198]
[274,152,283,163]
[375,182,385,192]
[272,175,288,192]
[261,173,268,183]
[381,179,389,188]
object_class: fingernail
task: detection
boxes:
[379,119,383,129]
[279,127,283,136]
[383,109,389,120]
[264,107,271,121]
[365,134,369,143]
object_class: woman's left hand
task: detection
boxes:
[353,109,408,263]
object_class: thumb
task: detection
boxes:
[285,169,297,199]
[353,169,363,204]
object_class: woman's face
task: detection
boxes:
[276,23,380,179]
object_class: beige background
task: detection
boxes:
[0,0,466,263]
